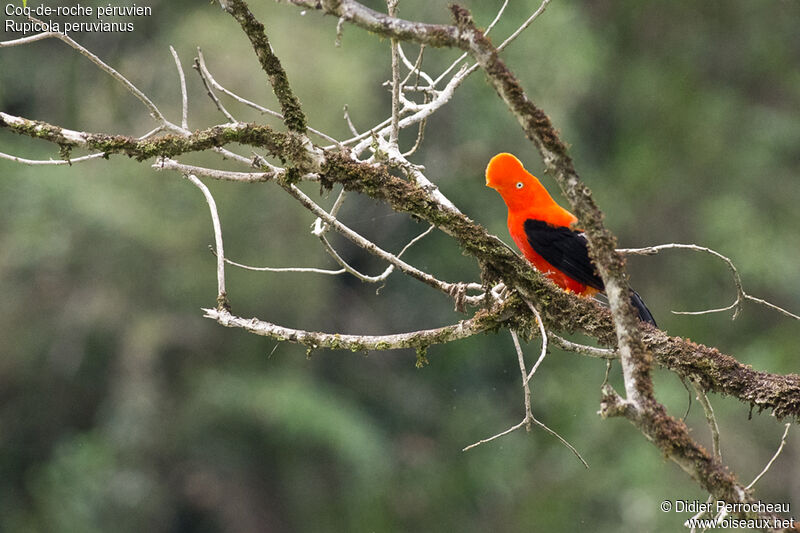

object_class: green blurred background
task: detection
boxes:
[1,1,798,531]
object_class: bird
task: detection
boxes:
[485,152,656,326]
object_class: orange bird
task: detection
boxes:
[485,152,656,326]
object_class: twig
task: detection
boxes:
[195,48,338,144]
[0,31,61,47]
[495,0,551,53]
[432,0,509,86]
[397,43,431,87]
[691,379,721,460]
[620,244,800,321]
[0,151,105,165]
[549,333,617,359]
[185,174,228,308]
[170,46,189,130]
[194,51,238,123]
[282,182,466,297]
[512,330,533,431]
[350,64,469,156]
[464,328,588,468]
[387,0,400,146]
[154,158,281,183]
[41,28,177,130]
[462,420,526,452]
[316,232,395,283]
[217,253,346,275]
[745,423,791,490]
[524,300,548,382]
[343,105,360,137]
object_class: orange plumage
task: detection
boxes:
[486,152,657,326]
[485,152,598,296]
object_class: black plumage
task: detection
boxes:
[523,218,657,326]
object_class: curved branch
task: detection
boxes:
[203,303,513,352]
[0,112,317,167]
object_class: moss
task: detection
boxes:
[449,4,474,32]
[58,144,73,163]
[222,0,307,134]
[414,346,430,368]
[216,293,231,312]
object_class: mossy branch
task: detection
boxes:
[3,108,798,423]
[0,112,307,164]
[218,0,308,133]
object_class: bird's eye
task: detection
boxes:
[515,182,524,189]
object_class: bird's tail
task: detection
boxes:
[629,289,657,327]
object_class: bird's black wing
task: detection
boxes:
[523,218,605,291]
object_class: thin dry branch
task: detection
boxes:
[464,328,589,469]
[194,48,339,144]
[185,174,228,309]
[746,423,791,491]
[155,158,279,183]
[218,255,345,275]
[282,181,476,299]
[621,244,800,321]
[194,51,238,123]
[170,46,189,130]
[691,379,722,460]
[18,29,179,130]
[204,303,512,353]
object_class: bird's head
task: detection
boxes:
[485,152,550,213]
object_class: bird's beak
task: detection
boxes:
[485,170,497,189]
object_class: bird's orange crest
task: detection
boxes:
[485,152,525,188]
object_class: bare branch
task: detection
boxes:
[185,174,228,309]
[621,243,800,321]
[549,334,617,359]
[43,29,177,130]
[462,420,525,452]
[0,31,61,47]
[0,151,105,165]
[746,423,791,491]
[524,300,548,382]
[283,182,474,299]
[342,105,360,137]
[154,158,281,183]
[387,0,400,146]
[218,254,346,275]
[170,46,189,130]
[495,0,551,53]
[463,328,588,468]
[512,330,533,431]
[432,0,507,86]
[194,50,238,123]
[195,47,339,144]
[691,379,722,460]
[397,43,431,87]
